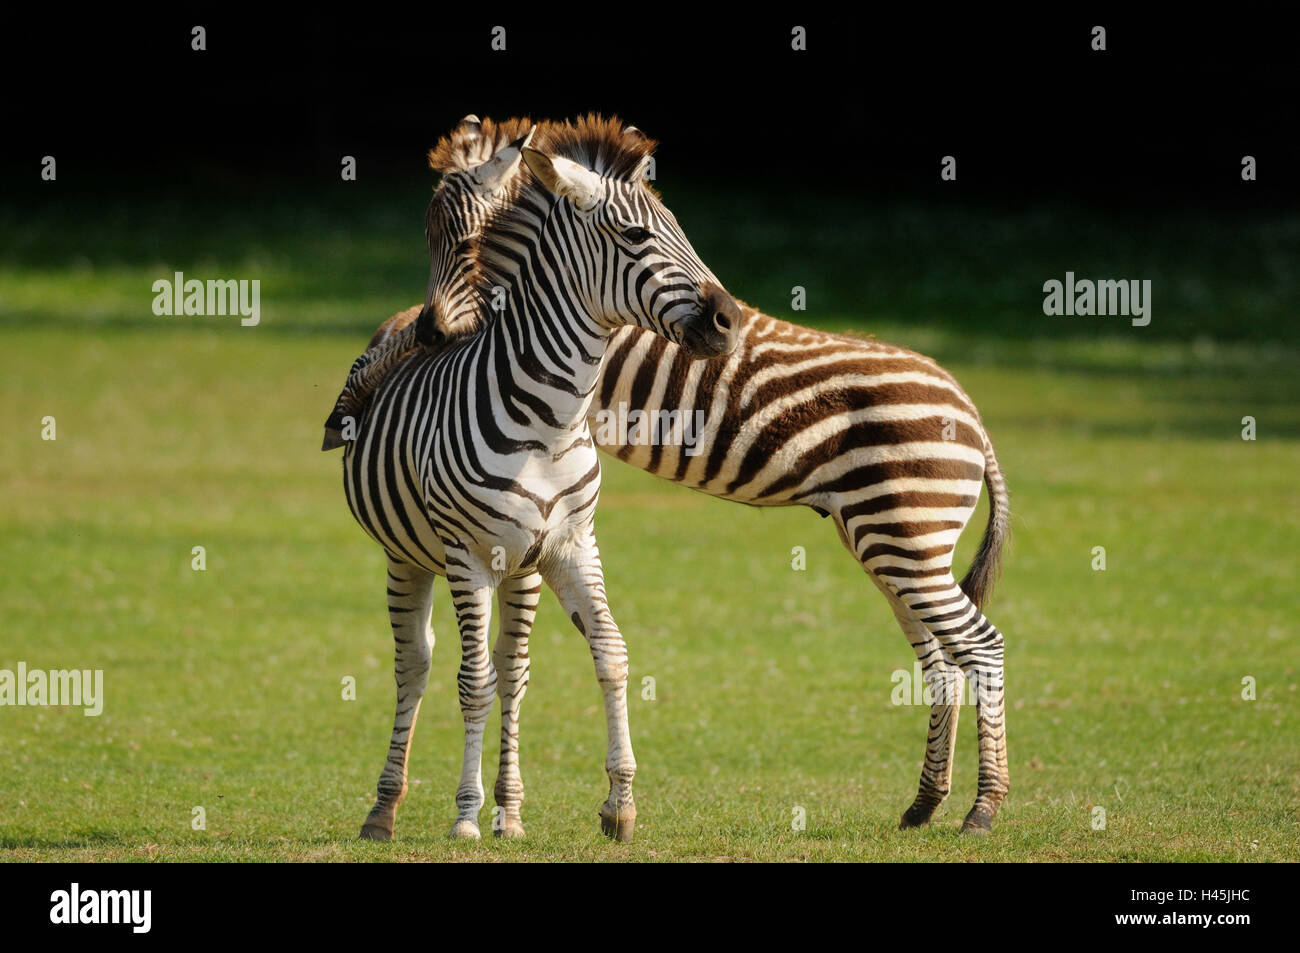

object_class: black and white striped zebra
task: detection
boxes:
[341,115,741,842]
[329,116,1012,834]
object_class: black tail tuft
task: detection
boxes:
[959,439,1010,609]
[321,411,346,452]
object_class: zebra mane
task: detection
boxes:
[427,113,655,181]
[427,116,536,174]
[424,116,535,257]
[531,113,658,183]
[468,114,659,317]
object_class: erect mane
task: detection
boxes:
[532,113,658,182]
[426,116,535,174]
[427,114,656,181]
[469,114,659,302]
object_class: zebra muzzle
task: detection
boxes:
[414,301,446,347]
[680,283,742,358]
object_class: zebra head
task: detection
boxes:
[415,115,535,348]
[416,115,741,360]
[517,131,742,359]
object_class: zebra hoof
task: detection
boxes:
[599,807,636,842]
[448,819,482,840]
[898,803,936,829]
[359,822,393,841]
[493,817,526,839]
[960,806,994,834]
[360,796,401,841]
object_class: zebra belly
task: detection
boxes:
[342,426,448,575]
[344,468,448,575]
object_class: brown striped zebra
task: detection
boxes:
[326,116,1011,835]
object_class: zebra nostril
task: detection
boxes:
[714,312,732,332]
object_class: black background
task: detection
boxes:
[0,861,1279,939]
[7,9,1298,205]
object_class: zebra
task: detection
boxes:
[339,114,742,843]
[327,116,1012,835]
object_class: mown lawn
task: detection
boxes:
[1,185,1297,861]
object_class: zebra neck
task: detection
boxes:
[472,199,611,437]
[476,287,610,438]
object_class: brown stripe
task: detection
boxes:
[839,492,979,522]
[858,542,955,562]
[741,416,984,498]
[851,520,966,537]
[801,458,985,500]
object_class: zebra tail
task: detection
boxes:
[321,411,346,451]
[959,433,1010,609]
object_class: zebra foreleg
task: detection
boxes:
[361,558,436,841]
[447,570,499,840]
[490,572,541,838]
[541,540,637,842]
[879,586,963,829]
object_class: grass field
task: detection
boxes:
[1,183,1298,861]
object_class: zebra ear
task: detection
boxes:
[468,127,535,194]
[522,147,601,211]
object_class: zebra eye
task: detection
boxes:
[622,226,652,244]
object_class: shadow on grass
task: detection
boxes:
[0,829,126,850]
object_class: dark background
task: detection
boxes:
[7,9,1298,206]
[4,9,1297,350]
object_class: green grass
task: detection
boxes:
[1,184,1298,861]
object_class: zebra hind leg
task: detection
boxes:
[490,572,541,838]
[360,557,437,841]
[875,583,964,829]
[836,510,966,830]
[897,573,1009,833]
